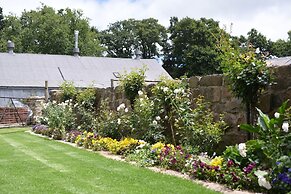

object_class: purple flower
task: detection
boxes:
[243,162,256,174]
[227,159,234,167]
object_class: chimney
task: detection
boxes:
[134,48,142,60]
[73,30,80,57]
[7,40,14,54]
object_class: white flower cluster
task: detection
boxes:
[258,176,272,190]
[238,143,247,157]
[161,86,169,93]
[282,121,289,133]
[174,88,184,94]
[117,103,128,112]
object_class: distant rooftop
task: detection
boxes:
[266,56,291,67]
[0,53,171,88]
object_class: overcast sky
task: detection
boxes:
[2,0,291,41]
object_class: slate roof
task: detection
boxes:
[0,53,171,88]
[266,56,291,67]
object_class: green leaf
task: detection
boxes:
[240,124,259,133]
[278,100,289,115]
[256,108,270,131]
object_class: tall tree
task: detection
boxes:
[136,18,168,59]
[0,7,4,30]
[100,19,138,58]
[0,5,103,56]
[100,18,167,59]
[0,15,23,52]
[163,17,223,78]
[246,28,271,54]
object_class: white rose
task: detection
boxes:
[117,118,121,125]
[155,116,161,121]
[258,176,272,190]
[282,122,289,132]
[125,108,129,113]
[163,87,169,93]
[119,103,125,109]
[274,112,280,118]
[174,89,180,94]
[238,143,247,157]
[138,91,143,96]
[152,120,158,125]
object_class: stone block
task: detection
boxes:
[221,87,233,102]
[199,74,223,86]
[190,88,201,99]
[200,86,221,102]
[258,93,271,113]
[224,98,243,113]
[189,76,200,88]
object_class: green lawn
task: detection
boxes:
[0,127,219,194]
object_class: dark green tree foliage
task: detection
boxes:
[0,15,23,52]
[246,28,271,53]
[271,31,291,57]
[0,5,103,56]
[100,18,167,59]
[0,7,4,30]
[136,18,168,59]
[163,17,223,78]
[100,19,138,58]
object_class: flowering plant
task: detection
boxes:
[159,145,191,172]
[131,91,164,143]
[240,101,291,165]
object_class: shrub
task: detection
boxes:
[59,81,77,102]
[74,87,97,131]
[131,91,165,143]
[96,100,132,140]
[39,100,76,138]
[239,101,291,193]
[120,67,146,107]
[152,78,226,152]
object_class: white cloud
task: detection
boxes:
[2,0,291,41]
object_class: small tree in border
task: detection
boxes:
[218,35,272,139]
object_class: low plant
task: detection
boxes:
[126,143,159,167]
[64,130,82,143]
[159,145,191,172]
[32,124,49,135]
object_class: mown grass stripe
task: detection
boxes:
[0,128,219,194]
[3,137,68,173]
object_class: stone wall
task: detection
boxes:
[23,96,45,124]
[48,64,291,146]
[188,63,291,145]
[189,75,248,145]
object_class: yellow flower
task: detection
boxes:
[210,156,223,167]
[151,142,165,154]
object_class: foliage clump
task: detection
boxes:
[119,67,146,107]
[218,34,272,126]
